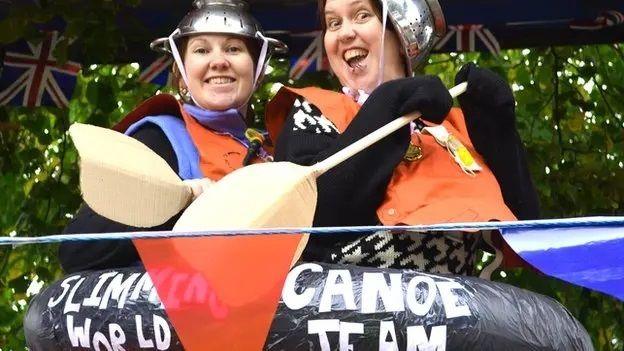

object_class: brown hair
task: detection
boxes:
[317,0,383,32]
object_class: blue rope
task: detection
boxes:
[1,216,623,246]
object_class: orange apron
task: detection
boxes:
[266,87,525,267]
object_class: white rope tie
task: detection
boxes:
[254,31,270,86]
[377,0,389,88]
[168,29,201,107]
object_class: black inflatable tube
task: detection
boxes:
[24,263,593,350]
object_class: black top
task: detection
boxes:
[61,85,539,272]
[274,95,540,262]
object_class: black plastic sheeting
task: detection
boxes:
[24,263,593,350]
[24,268,183,351]
[265,263,593,350]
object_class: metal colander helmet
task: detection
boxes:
[383,0,446,75]
[150,0,288,102]
[150,0,287,58]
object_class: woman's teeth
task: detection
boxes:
[344,49,368,68]
[207,77,235,84]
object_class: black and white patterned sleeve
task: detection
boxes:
[272,93,413,262]
[291,98,339,135]
[274,98,339,166]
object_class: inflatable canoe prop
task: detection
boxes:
[24,263,592,351]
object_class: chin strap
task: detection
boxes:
[234,31,269,117]
[377,0,388,88]
[169,29,203,108]
[253,31,269,87]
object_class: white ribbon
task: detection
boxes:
[341,86,370,106]
[377,0,389,88]
[168,29,202,107]
[253,31,270,86]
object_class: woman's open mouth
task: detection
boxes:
[343,48,369,69]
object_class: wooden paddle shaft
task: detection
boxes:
[311,82,468,175]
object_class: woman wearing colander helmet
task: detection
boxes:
[59,0,287,273]
[266,0,539,275]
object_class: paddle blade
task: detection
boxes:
[174,161,317,230]
[135,162,317,351]
[68,123,192,227]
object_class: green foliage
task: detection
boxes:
[424,47,624,219]
[0,103,72,349]
[0,62,158,350]
[424,46,624,350]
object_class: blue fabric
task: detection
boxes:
[182,104,271,160]
[502,225,624,301]
[183,104,248,145]
[125,115,203,180]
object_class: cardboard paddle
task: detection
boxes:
[68,124,194,227]
[69,82,467,351]
[172,82,468,234]
[70,82,467,230]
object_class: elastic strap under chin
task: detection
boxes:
[376,0,389,88]
[168,29,202,108]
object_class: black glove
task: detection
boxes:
[367,75,453,124]
[455,63,515,128]
[455,63,540,220]
[454,63,518,154]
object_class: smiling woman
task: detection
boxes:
[181,35,256,111]
[57,0,287,274]
[266,0,540,274]
[322,0,405,92]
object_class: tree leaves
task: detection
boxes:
[0,59,158,349]
[425,46,624,350]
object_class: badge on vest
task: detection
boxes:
[404,133,424,162]
[422,125,482,175]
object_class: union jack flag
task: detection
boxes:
[0,31,81,108]
[435,25,501,56]
[289,31,329,80]
[139,56,173,86]
[570,10,624,30]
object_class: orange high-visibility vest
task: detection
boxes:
[115,93,261,180]
[266,86,526,267]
